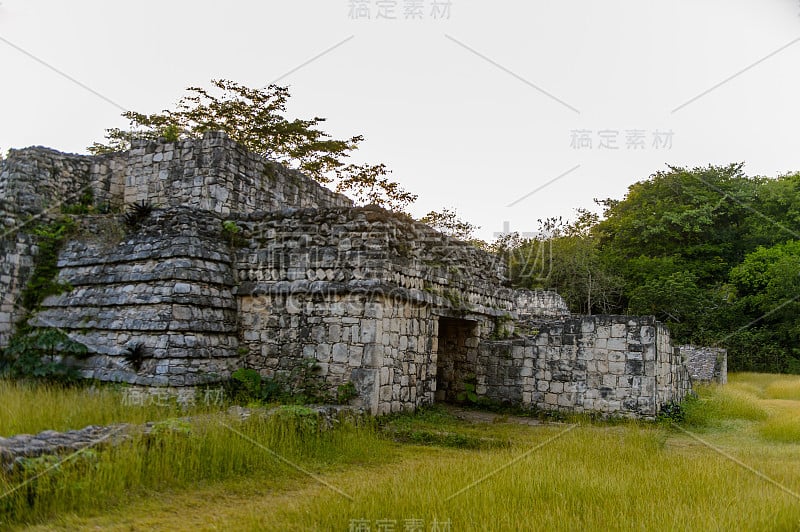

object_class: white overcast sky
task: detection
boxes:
[1,1,799,240]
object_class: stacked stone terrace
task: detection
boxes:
[0,131,693,417]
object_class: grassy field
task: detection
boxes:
[0,380,224,436]
[1,373,799,531]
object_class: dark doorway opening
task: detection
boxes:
[435,317,479,402]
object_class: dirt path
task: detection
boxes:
[440,404,545,426]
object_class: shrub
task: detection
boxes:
[0,328,89,382]
[656,400,686,423]
[60,189,96,215]
[336,381,358,404]
[122,201,153,230]
[226,363,358,406]
[20,218,76,310]
[456,373,479,404]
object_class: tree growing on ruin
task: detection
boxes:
[420,207,479,241]
[89,79,418,212]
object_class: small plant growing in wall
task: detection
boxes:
[336,381,358,404]
[123,201,154,231]
[456,373,480,404]
[123,342,148,372]
[287,358,331,404]
[491,314,513,340]
[61,188,96,215]
[20,217,76,310]
[221,220,245,247]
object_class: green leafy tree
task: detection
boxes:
[420,207,479,241]
[509,212,624,314]
[596,163,758,285]
[90,79,417,212]
[741,171,800,248]
[591,163,800,368]
[626,271,712,340]
[727,241,800,372]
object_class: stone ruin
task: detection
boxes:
[0,131,695,418]
[679,345,727,384]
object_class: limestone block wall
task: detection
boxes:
[375,299,437,414]
[0,234,33,347]
[238,292,436,414]
[0,148,125,347]
[680,345,727,384]
[124,132,352,214]
[0,146,125,221]
[32,208,240,385]
[514,289,571,320]
[233,206,514,317]
[0,133,348,350]
[476,316,691,418]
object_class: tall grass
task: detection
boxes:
[0,409,392,527]
[683,384,769,426]
[764,379,800,401]
[759,410,800,443]
[729,372,800,400]
[3,373,800,530]
[0,380,220,436]
[245,424,800,531]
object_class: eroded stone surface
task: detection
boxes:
[680,345,727,384]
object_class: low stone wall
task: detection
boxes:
[680,345,727,384]
[239,291,438,415]
[475,316,691,418]
[0,424,131,472]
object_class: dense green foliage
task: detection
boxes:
[19,217,76,311]
[0,328,89,382]
[1,216,90,381]
[226,363,358,406]
[511,164,800,373]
